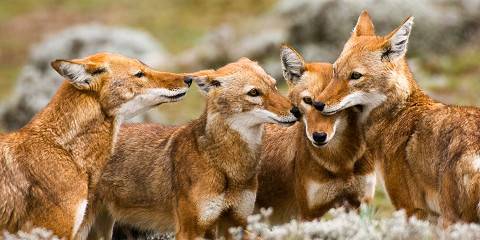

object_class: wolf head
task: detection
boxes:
[281,45,351,147]
[318,11,415,120]
[52,52,192,119]
[192,57,299,127]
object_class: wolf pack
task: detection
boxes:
[1,10,479,240]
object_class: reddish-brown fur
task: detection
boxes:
[89,58,298,240]
[319,11,480,225]
[0,53,191,239]
[255,46,375,223]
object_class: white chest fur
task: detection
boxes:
[197,190,257,226]
[198,193,226,225]
[305,179,340,210]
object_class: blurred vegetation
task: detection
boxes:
[0,0,276,98]
[420,46,480,105]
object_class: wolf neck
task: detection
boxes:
[367,59,435,124]
[25,82,118,171]
[364,59,441,154]
[205,111,263,154]
[202,108,263,182]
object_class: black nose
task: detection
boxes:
[312,132,327,144]
[313,101,325,111]
[184,76,193,87]
[290,106,302,119]
[334,195,361,211]
[345,197,361,210]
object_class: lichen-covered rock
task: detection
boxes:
[0,24,170,131]
[278,0,480,58]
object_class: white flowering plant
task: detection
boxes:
[229,206,480,240]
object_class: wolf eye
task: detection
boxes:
[211,80,221,87]
[290,72,301,79]
[134,71,145,78]
[247,88,261,97]
[350,71,363,80]
[91,67,106,75]
[303,97,313,105]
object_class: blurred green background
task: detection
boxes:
[0,0,275,98]
[1,0,480,219]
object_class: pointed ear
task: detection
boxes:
[190,69,221,95]
[238,57,254,63]
[352,10,375,37]
[382,16,414,61]
[280,44,305,85]
[193,76,211,95]
[51,60,95,90]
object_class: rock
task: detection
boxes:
[174,0,480,80]
[279,0,480,58]
[0,24,170,131]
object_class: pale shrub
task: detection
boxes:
[231,206,480,240]
[4,207,480,239]
[2,227,60,240]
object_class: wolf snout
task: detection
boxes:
[343,197,361,211]
[333,195,361,212]
[290,106,302,119]
[312,132,328,145]
[313,101,325,111]
[183,76,193,87]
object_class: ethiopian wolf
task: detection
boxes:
[319,11,480,225]
[90,58,299,239]
[256,45,375,223]
[0,53,192,239]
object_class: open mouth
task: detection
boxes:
[160,88,189,102]
[322,110,337,116]
[153,91,187,106]
[324,104,364,115]
[322,101,354,116]
[166,91,187,99]
[270,116,297,125]
[277,119,297,125]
